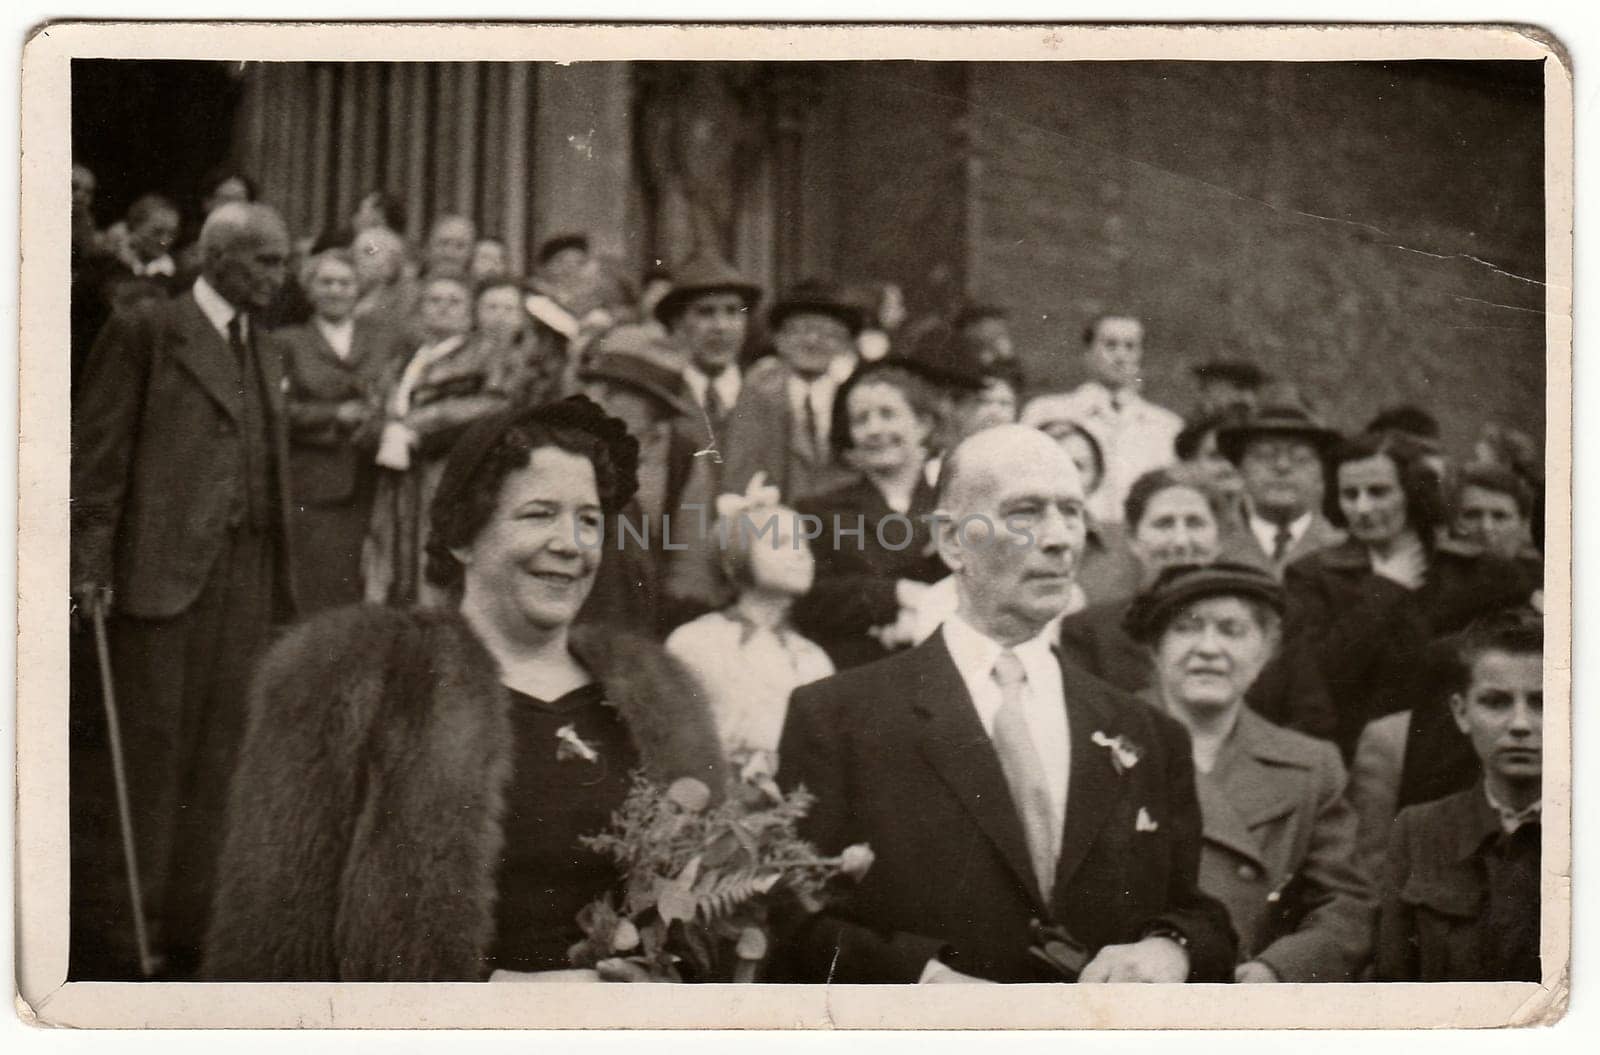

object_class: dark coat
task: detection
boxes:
[203,605,727,981]
[791,473,947,670]
[1194,708,1374,981]
[776,630,1237,983]
[1281,538,1541,754]
[71,289,296,620]
[1056,601,1339,741]
[70,251,185,387]
[718,356,855,503]
[277,318,404,506]
[1376,786,1542,982]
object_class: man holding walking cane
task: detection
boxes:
[71,201,298,978]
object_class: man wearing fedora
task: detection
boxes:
[719,278,863,504]
[653,255,762,436]
[1216,392,1347,579]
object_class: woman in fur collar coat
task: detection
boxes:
[204,397,725,981]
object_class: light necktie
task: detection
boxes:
[703,377,724,423]
[803,386,823,462]
[991,650,1059,898]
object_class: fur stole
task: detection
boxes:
[203,604,724,982]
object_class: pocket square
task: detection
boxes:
[1135,807,1159,833]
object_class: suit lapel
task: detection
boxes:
[1199,736,1270,871]
[1052,662,1128,894]
[912,633,1048,911]
[166,293,243,420]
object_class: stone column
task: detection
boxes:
[532,63,634,261]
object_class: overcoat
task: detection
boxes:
[203,605,726,981]
[1193,708,1374,981]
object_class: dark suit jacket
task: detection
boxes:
[777,631,1237,982]
[72,290,296,620]
[278,319,404,506]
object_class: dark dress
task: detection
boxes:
[488,683,641,973]
[791,474,947,670]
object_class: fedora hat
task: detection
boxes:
[768,278,865,337]
[1215,393,1341,465]
[652,255,762,327]
[1122,560,1287,645]
[578,327,698,419]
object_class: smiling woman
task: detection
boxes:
[202,397,727,981]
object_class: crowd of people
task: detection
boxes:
[69,162,1548,986]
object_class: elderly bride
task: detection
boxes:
[203,396,725,981]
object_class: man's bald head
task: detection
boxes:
[936,424,1088,645]
[937,424,1082,518]
[200,202,290,312]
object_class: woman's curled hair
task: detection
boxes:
[424,396,640,590]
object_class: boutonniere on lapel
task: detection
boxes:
[556,723,600,764]
[1091,730,1141,775]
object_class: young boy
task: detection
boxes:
[1375,607,1543,981]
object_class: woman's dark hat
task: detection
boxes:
[900,321,1002,394]
[653,255,762,327]
[431,395,641,524]
[1215,394,1342,465]
[1123,560,1287,644]
[768,278,866,337]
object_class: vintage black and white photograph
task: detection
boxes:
[16,20,1571,1030]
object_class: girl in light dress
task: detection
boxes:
[665,473,834,765]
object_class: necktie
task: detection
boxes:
[804,387,823,462]
[991,650,1059,898]
[227,314,249,370]
[1272,523,1293,564]
[703,378,724,423]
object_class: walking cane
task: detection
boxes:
[88,591,160,977]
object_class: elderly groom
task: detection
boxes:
[777,425,1235,983]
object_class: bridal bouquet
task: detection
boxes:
[567,753,873,982]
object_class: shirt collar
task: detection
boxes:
[1484,783,1542,835]
[1247,506,1312,549]
[942,611,1059,694]
[191,275,243,341]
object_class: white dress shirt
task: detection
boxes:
[683,363,741,414]
[1247,507,1313,562]
[786,372,838,459]
[940,613,1071,825]
[1032,381,1182,525]
[314,316,357,361]
[191,275,243,343]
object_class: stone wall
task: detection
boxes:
[963,60,1547,455]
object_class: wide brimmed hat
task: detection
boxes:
[653,255,762,327]
[1122,561,1287,644]
[536,232,590,265]
[577,328,698,419]
[768,278,865,337]
[1215,395,1342,465]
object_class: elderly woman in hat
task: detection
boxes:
[1127,562,1374,983]
[204,397,725,981]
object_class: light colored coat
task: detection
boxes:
[1194,707,1375,981]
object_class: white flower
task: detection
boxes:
[555,723,599,764]
[838,843,876,881]
[1091,730,1141,774]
